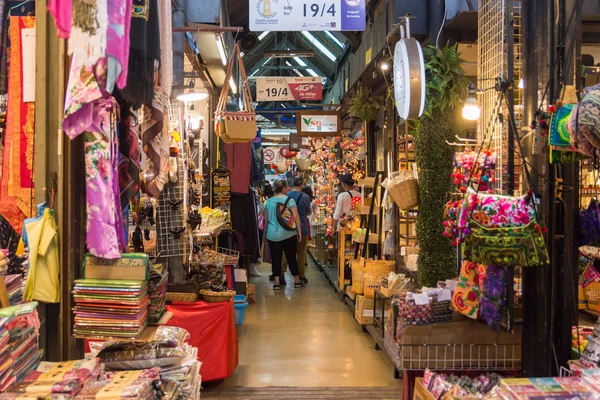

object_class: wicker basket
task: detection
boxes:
[365,260,395,275]
[165,292,198,302]
[199,289,236,303]
[585,282,600,310]
[364,272,379,299]
[351,259,366,295]
[388,178,419,210]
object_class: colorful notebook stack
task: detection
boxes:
[3,275,23,306]
[148,270,168,324]
[72,279,148,339]
[0,302,43,391]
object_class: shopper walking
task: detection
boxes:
[286,177,312,284]
[262,180,304,290]
[332,174,361,233]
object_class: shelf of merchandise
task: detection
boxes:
[323,266,340,293]
[366,324,401,379]
[336,229,354,292]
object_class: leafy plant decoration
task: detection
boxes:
[415,43,468,287]
[348,86,385,122]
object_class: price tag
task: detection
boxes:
[249,0,366,32]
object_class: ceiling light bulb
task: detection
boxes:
[518,78,524,89]
[177,90,209,102]
[381,62,389,71]
[462,97,480,120]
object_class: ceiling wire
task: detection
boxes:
[435,0,447,48]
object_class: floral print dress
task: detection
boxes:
[63,57,127,259]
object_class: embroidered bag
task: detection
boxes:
[276,198,296,231]
[451,261,487,320]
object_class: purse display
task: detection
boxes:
[462,220,549,267]
[214,43,257,144]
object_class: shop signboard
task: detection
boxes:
[249,0,366,32]
[256,77,322,101]
[296,110,342,137]
[289,134,312,150]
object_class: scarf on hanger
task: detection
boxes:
[69,0,107,67]
[140,86,169,199]
[120,0,160,109]
[118,102,141,208]
[106,0,132,92]
[0,16,35,232]
[157,0,171,97]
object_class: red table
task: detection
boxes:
[166,300,238,382]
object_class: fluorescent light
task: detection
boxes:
[258,31,270,41]
[286,61,305,77]
[229,77,237,94]
[177,90,209,102]
[293,57,307,67]
[240,51,245,57]
[262,57,273,66]
[301,31,337,62]
[262,129,295,136]
[215,34,227,66]
[306,68,319,77]
[325,31,345,48]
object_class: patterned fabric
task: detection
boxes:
[69,0,108,67]
[0,17,35,232]
[463,220,549,267]
[0,1,35,94]
[549,104,575,147]
[480,265,506,331]
[106,0,132,91]
[63,57,126,259]
[451,261,487,319]
[580,201,600,246]
[140,87,169,199]
[568,84,600,155]
[459,190,537,230]
[118,104,141,209]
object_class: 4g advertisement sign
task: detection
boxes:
[256,77,323,101]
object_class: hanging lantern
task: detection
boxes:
[280,147,298,159]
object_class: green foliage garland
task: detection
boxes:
[415,43,469,287]
[349,86,385,122]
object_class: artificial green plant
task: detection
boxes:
[348,86,385,122]
[415,43,469,287]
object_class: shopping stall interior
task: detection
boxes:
[0,0,598,399]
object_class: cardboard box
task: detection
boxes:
[234,269,248,296]
[355,295,374,325]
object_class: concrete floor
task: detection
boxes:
[221,259,402,387]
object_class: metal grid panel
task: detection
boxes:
[478,0,506,191]
[157,158,186,257]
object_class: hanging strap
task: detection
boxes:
[215,43,255,115]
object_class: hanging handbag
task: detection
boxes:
[215,43,257,144]
[580,199,600,246]
[463,220,549,267]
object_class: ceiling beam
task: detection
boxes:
[342,32,361,52]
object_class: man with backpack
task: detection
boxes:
[286,177,312,284]
[332,174,361,233]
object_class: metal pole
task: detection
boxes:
[172,25,243,33]
[506,0,516,196]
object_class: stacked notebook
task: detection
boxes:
[4,275,23,305]
[0,302,43,391]
[72,279,148,339]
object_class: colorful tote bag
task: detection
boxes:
[458,190,537,230]
[567,84,600,157]
[451,261,487,319]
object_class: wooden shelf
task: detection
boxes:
[358,177,376,188]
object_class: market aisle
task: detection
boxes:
[215,257,402,388]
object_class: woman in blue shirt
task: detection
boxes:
[262,180,305,290]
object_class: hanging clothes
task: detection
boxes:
[224,142,252,194]
[0,16,35,232]
[118,103,141,209]
[157,0,171,97]
[63,57,127,259]
[140,86,169,199]
[69,0,108,67]
[47,0,71,38]
[120,0,160,109]
[0,1,35,94]
[23,208,59,303]
[106,0,132,91]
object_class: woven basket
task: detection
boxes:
[586,282,600,309]
[351,259,366,295]
[165,292,198,303]
[365,260,395,275]
[199,289,236,303]
[388,178,419,210]
[364,272,379,299]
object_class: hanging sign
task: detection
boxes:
[296,110,342,137]
[289,134,312,151]
[249,0,366,32]
[256,77,323,101]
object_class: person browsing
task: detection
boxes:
[287,177,312,284]
[332,174,360,233]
